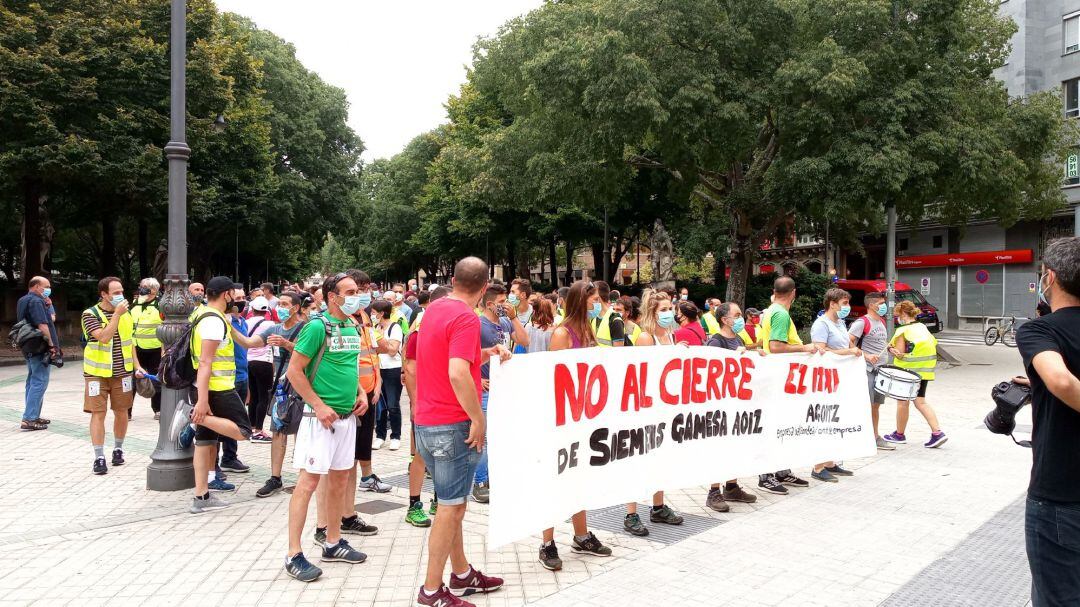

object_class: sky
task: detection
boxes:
[214,0,543,161]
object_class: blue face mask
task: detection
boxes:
[507,294,520,307]
[319,301,328,312]
[587,301,602,320]
[838,305,851,319]
[657,310,676,328]
[110,294,125,307]
[340,295,362,316]
[732,317,746,334]
[704,302,711,311]
[357,293,372,309]
[42,287,52,298]
[877,303,888,316]
[276,307,291,322]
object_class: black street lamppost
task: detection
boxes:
[148,0,196,491]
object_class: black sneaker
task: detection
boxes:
[285,552,322,583]
[539,542,563,571]
[825,464,854,477]
[111,449,125,467]
[220,459,250,473]
[313,527,327,547]
[570,532,612,557]
[649,505,684,525]
[778,472,809,487]
[758,474,787,494]
[93,457,107,475]
[256,476,283,498]
[623,513,649,536]
[340,515,378,536]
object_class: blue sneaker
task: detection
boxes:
[285,552,322,583]
[924,432,948,448]
[208,478,235,492]
[177,423,196,450]
[320,538,367,564]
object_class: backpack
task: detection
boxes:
[159,311,220,389]
[9,319,46,354]
[271,318,333,435]
[853,316,873,349]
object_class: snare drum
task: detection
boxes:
[874,365,922,400]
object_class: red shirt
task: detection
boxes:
[415,297,482,426]
[674,322,707,346]
[405,327,419,361]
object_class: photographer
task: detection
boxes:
[1016,237,1080,606]
[17,276,60,431]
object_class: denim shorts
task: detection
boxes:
[414,420,481,506]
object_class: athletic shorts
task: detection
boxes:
[293,413,357,475]
[917,379,929,399]
[414,420,481,505]
[867,368,885,405]
[194,389,253,446]
[83,375,135,413]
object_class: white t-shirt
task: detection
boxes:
[378,322,403,369]
[196,315,230,355]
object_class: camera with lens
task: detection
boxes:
[985,380,1031,446]
[48,352,64,368]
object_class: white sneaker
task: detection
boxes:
[388,439,401,451]
[372,438,384,450]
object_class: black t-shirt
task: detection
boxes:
[593,312,625,345]
[1017,307,1080,503]
[706,334,744,351]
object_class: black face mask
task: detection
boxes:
[232,300,247,314]
[138,287,150,296]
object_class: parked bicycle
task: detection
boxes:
[983,316,1018,347]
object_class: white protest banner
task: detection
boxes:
[487,346,874,548]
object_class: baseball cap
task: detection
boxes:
[206,276,234,296]
[249,296,270,312]
[745,307,761,316]
[428,283,439,292]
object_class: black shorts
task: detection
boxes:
[194,389,253,446]
[355,391,377,461]
[917,380,929,399]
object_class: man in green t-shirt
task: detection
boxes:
[757,276,823,495]
[283,273,370,583]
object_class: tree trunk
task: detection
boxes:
[712,253,727,286]
[517,248,530,281]
[100,218,117,277]
[20,178,44,285]
[507,242,517,280]
[564,240,575,285]
[725,220,756,308]
[590,242,604,283]
[548,237,559,286]
[138,217,150,279]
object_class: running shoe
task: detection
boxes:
[924,432,948,448]
[416,586,474,607]
[429,499,438,516]
[169,400,194,445]
[388,439,401,451]
[93,457,107,475]
[570,533,612,557]
[372,437,385,450]
[313,527,327,547]
[876,436,897,450]
[285,552,322,583]
[256,476,283,498]
[250,431,272,444]
[406,501,431,528]
[190,494,229,514]
[111,449,125,467]
[539,542,563,571]
[177,423,196,450]
[825,464,853,476]
[208,478,235,492]
[472,482,490,504]
[811,469,838,483]
[706,488,730,512]
[448,566,503,596]
[320,538,367,564]
[883,431,907,444]
[757,474,788,495]
[649,505,684,525]
[340,515,378,536]
[623,513,649,536]
[358,473,391,493]
[220,458,250,473]
[778,472,809,487]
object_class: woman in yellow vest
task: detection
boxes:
[82,276,143,476]
[884,301,948,448]
[131,277,163,419]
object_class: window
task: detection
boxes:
[898,237,909,252]
[932,235,943,248]
[1066,14,1080,54]
[1068,151,1080,186]
[1066,79,1080,118]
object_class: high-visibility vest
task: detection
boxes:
[389,307,410,337]
[759,303,801,354]
[82,305,134,378]
[191,307,236,392]
[131,299,163,349]
[700,313,721,336]
[626,323,642,345]
[593,307,621,347]
[738,329,754,346]
[356,310,380,394]
[890,322,937,381]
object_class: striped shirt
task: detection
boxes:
[82,308,129,377]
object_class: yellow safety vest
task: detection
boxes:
[890,322,937,380]
[701,313,721,336]
[82,305,134,378]
[626,323,642,346]
[191,307,236,392]
[131,299,162,349]
[738,329,754,346]
[592,307,622,347]
[759,303,802,354]
[389,307,410,336]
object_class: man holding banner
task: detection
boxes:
[414,257,508,607]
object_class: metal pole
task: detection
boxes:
[149,0,196,491]
[825,219,830,278]
[1074,204,1080,237]
[603,207,610,283]
[885,203,897,336]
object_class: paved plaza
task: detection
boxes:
[0,342,1036,606]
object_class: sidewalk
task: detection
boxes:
[0,345,1034,606]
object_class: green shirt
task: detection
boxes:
[767,303,793,343]
[293,315,361,415]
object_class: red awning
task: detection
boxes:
[895,249,1032,269]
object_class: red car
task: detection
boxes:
[835,279,942,333]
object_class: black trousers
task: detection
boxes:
[247,360,274,432]
[135,346,162,413]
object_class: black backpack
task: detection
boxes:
[272,318,333,435]
[160,312,219,390]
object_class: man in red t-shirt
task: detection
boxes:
[413,257,510,607]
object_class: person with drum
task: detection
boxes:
[809,288,862,482]
[883,301,948,448]
[848,292,894,451]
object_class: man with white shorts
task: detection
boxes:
[283,273,370,583]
